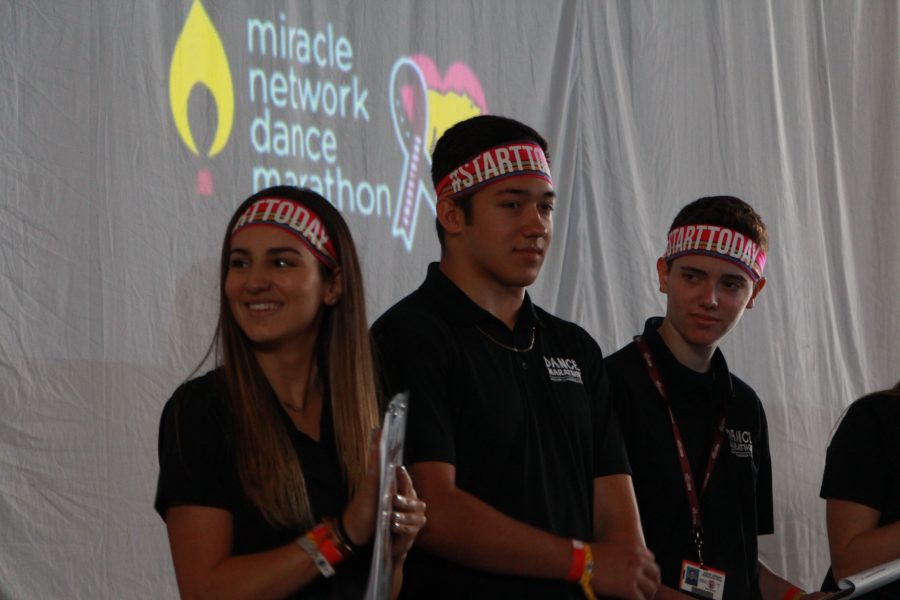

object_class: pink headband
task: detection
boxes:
[231,197,338,269]
[434,141,553,200]
[665,224,766,281]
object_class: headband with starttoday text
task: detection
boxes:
[434,141,553,201]
[665,224,766,281]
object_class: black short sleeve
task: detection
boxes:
[588,343,631,478]
[821,399,886,510]
[373,312,458,466]
[154,373,234,518]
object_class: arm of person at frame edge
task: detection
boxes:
[758,560,829,600]
[826,498,900,582]
[410,463,658,600]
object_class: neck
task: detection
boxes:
[656,319,715,373]
[439,260,525,330]
[253,337,320,411]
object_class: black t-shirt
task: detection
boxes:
[154,368,369,599]
[605,318,773,600]
[819,392,900,598]
[371,263,630,599]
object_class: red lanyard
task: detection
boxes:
[634,336,727,561]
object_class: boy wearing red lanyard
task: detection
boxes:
[605,197,823,600]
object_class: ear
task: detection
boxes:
[745,276,766,309]
[436,198,465,237]
[656,257,670,293]
[323,267,343,306]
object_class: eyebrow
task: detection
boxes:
[679,265,750,282]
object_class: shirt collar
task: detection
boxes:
[420,262,542,333]
[641,316,732,405]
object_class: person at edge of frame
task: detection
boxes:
[605,196,827,600]
[372,114,661,600]
[820,380,900,598]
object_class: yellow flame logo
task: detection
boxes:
[169,0,234,157]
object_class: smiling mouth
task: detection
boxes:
[247,302,281,312]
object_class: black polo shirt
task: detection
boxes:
[605,318,773,600]
[155,368,370,599]
[371,263,629,599]
[819,392,900,598]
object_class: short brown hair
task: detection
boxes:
[431,115,550,247]
[669,195,768,253]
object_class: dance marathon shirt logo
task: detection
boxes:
[169,0,235,196]
[544,356,583,384]
[665,224,767,281]
[725,428,753,458]
[389,54,488,251]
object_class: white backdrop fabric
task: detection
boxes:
[1,1,898,597]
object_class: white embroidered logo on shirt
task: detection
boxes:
[543,356,582,384]
[725,428,753,458]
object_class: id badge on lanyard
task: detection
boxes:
[634,336,728,599]
[680,560,726,600]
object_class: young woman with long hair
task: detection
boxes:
[155,186,425,599]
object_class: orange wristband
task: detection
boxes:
[297,528,338,578]
[323,516,355,557]
[309,522,345,566]
[567,539,586,582]
[782,585,804,600]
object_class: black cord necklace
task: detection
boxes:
[476,325,536,353]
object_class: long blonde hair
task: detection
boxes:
[214,186,379,528]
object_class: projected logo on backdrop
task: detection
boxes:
[169,0,235,197]
[389,54,487,251]
[168,6,489,252]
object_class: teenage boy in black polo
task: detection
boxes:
[606,197,822,600]
[372,115,660,599]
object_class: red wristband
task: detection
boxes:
[310,523,345,567]
[566,539,586,583]
[782,585,804,600]
[318,536,344,566]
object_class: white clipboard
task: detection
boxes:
[828,556,900,598]
[363,392,409,600]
